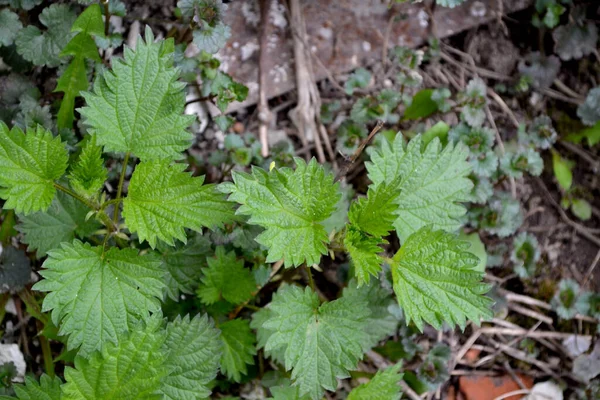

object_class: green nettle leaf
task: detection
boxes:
[9,374,62,400]
[79,27,195,161]
[68,136,107,199]
[224,158,341,267]
[15,4,76,67]
[16,189,101,258]
[390,226,493,330]
[0,123,69,215]
[0,246,31,294]
[159,314,222,400]
[33,241,165,357]
[366,134,472,242]
[55,57,90,129]
[219,318,257,382]
[158,233,212,301]
[123,160,234,248]
[55,4,105,129]
[260,285,370,399]
[251,307,285,366]
[344,227,386,286]
[343,280,400,350]
[61,315,167,399]
[347,182,397,238]
[71,4,105,37]
[0,9,23,47]
[347,363,403,400]
[197,246,256,305]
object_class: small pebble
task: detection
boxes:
[233,121,245,134]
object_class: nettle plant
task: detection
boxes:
[0,9,494,400]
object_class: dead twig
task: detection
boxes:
[582,249,600,289]
[485,105,517,198]
[558,141,600,172]
[487,88,520,129]
[258,0,275,157]
[287,0,323,161]
[534,177,600,248]
[336,121,384,180]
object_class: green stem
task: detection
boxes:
[53,183,115,232]
[37,320,55,378]
[99,198,122,213]
[113,152,130,224]
[53,182,95,209]
[305,265,316,292]
[0,210,16,244]
[18,289,48,326]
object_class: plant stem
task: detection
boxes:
[53,183,115,231]
[18,289,48,326]
[102,0,110,38]
[113,152,130,224]
[37,320,55,378]
[305,265,316,292]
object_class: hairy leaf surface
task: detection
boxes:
[0,123,68,215]
[197,246,255,305]
[79,27,194,160]
[159,314,222,399]
[261,285,370,399]
[224,158,340,267]
[366,135,472,242]
[17,189,101,257]
[158,233,212,301]
[33,241,165,357]
[343,280,399,350]
[391,226,493,330]
[219,318,256,382]
[347,363,403,400]
[68,136,107,199]
[62,315,167,399]
[9,374,62,400]
[344,227,385,286]
[123,160,234,248]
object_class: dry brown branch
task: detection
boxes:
[583,249,600,289]
[484,105,517,198]
[258,0,275,157]
[558,141,600,172]
[507,303,553,325]
[534,177,600,247]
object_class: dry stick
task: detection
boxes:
[493,389,532,400]
[497,288,552,310]
[503,361,527,390]
[485,105,517,199]
[534,177,600,248]
[258,0,275,157]
[507,303,553,325]
[487,88,520,129]
[336,120,384,180]
[287,0,329,164]
[582,248,600,289]
[558,141,600,172]
[480,327,592,340]
[487,338,557,377]
[553,79,584,101]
